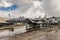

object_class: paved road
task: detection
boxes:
[0,26,60,40]
[12,29,60,40]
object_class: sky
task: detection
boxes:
[42,0,60,17]
[0,0,60,18]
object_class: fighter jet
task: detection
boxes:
[6,16,49,29]
[6,17,41,28]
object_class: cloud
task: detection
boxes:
[0,0,18,11]
[42,0,60,17]
[0,0,46,18]
[0,0,12,7]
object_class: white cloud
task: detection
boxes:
[0,0,46,18]
[0,0,13,7]
[32,0,41,7]
[42,0,60,17]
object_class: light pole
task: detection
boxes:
[8,11,11,40]
[8,13,10,20]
